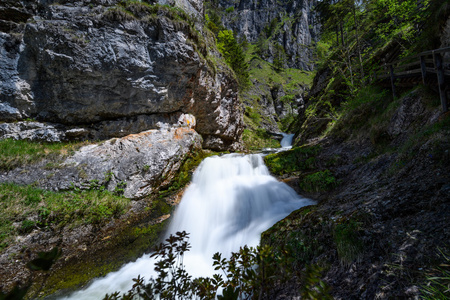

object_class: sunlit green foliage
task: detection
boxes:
[103,232,332,300]
[296,0,449,142]
[242,128,280,150]
[217,30,250,87]
[0,139,88,171]
[0,183,130,251]
[264,145,321,176]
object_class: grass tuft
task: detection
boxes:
[333,220,363,266]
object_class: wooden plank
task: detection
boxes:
[397,61,421,69]
[395,69,423,77]
[420,46,450,56]
[421,56,427,84]
[434,52,448,112]
[390,65,397,98]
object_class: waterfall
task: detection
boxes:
[60,139,314,299]
[280,133,295,148]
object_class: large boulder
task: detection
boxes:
[0,119,203,199]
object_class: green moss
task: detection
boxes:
[242,128,280,151]
[264,145,321,176]
[299,169,337,193]
[158,150,215,198]
[37,219,168,297]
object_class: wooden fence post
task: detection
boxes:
[420,55,427,84]
[433,52,448,112]
[389,65,397,98]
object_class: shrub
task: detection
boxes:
[103,232,332,300]
[217,30,250,87]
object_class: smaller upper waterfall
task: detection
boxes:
[280,133,295,148]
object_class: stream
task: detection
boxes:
[61,134,314,299]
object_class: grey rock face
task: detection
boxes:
[0,113,200,142]
[388,93,426,137]
[0,2,243,151]
[218,0,319,70]
[0,122,203,199]
[0,121,65,142]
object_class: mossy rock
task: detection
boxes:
[28,215,169,299]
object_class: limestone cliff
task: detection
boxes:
[216,0,319,70]
[0,0,243,151]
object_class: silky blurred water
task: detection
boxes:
[60,134,313,299]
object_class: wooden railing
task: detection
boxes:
[374,47,450,112]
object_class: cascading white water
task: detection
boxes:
[280,133,295,149]
[60,137,314,299]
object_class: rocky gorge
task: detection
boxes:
[0,0,247,296]
[1,0,449,299]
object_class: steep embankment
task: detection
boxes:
[0,0,242,297]
[263,86,450,299]
[261,2,450,298]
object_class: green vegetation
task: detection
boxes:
[158,150,215,198]
[264,145,321,176]
[296,0,449,141]
[0,139,88,171]
[241,44,314,144]
[37,219,168,297]
[300,169,337,193]
[103,232,332,300]
[0,183,130,251]
[104,1,192,23]
[333,219,363,265]
[420,248,450,300]
[216,30,249,87]
[225,6,234,13]
[241,128,280,150]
